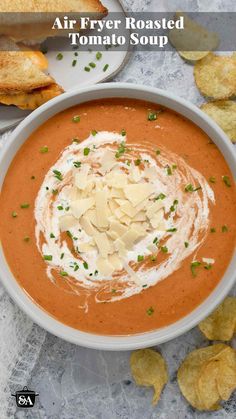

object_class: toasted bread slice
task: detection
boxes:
[0,51,54,93]
[0,0,107,13]
[0,1,108,42]
[0,83,63,110]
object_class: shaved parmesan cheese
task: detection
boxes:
[71,197,94,219]
[94,232,112,257]
[150,209,164,229]
[77,242,95,253]
[119,201,139,218]
[133,211,146,222]
[106,172,128,188]
[124,183,154,206]
[114,238,127,257]
[74,164,90,190]
[97,257,115,276]
[99,149,117,174]
[80,215,97,236]
[120,228,143,250]
[146,201,164,219]
[59,215,78,232]
[108,254,123,271]
[95,190,109,228]
[109,220,127,237]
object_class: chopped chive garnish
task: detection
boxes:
[103,64,109,72]
[83,261,88,269]
[65,206,70,212]
[184,241,189,248]
[72,59,77,67]
[50,233,55,238]
[84,66,90,72]
[160,246,168,253]
[135,159,141,166]
[170,199,178,212]
[204,263,212,270]
[66,230,73,239]
[74,52,78,57]
[43,255,53,261]
[31,175,35,180]
[57,205,63,211]
[60,253,64,259]
[91,130,97,136]
[209,176,216,183]
[20,203,30,209]
[167,228,177,233]
[23,236,30,242]
[40,146,48,153]
[96,51,102,60]
[210,227,216,233]
[83,147,90,156]
[222,175,231,187]
[72,115,80,123]
[94,270,98,276]
[146,306,154,316]
[73,161,81,168]
[60,271,68,277]
[156,149,161,155]
[121,129,126,136]
[166,166,172,176]
[190,261,201,277]
[53,170,63,181]
[137,255,144,262]
[52,189,58,195]
[111,289,116,293]
[142,284,148,288]
[115,141,126,158]
[72,138,80,143]
[12,211,17,218]
[56,53,63,60]
[150,255,157,262]
[185,184,201,192]
[153,237,158,244]
[155,193,166,201]
[74,263,79,272]
[222,225,228,232]
[172,164,177,170]
[89,62,96,68]
[148,111,157,121]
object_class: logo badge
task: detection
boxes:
[11,386,39,408]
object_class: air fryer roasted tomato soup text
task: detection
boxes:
[0,99,235,335]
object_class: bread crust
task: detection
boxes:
[0,0,107,14]
[0,83,63,109]
[0,51,54,92]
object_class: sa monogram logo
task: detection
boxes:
[11,386,39,408]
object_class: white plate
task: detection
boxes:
[0,0,129,132]
[0,82,235,350]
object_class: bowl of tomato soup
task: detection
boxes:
[0,83,235,350]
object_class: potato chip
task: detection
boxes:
[201,101,236,143]
[169,12,219,61]
[199,297,236,340]
[130,348,168,405]
[178,344,236,411]
[194,53,236,99]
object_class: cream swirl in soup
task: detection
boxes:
[35,131,214,303]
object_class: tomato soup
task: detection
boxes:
[0,98,235,335]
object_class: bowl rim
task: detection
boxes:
[0,82,235,350]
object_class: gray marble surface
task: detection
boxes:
[0,1,236,418]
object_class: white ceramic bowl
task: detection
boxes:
[0,83,235,350]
